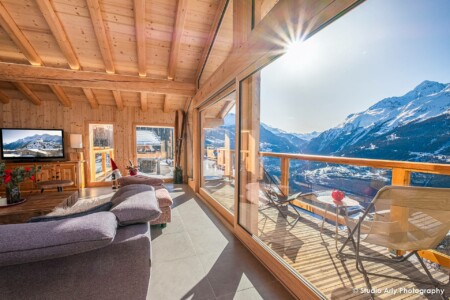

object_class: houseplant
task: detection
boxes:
[0,163,41,204]
[126,160,138,176]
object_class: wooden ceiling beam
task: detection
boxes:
[13,82,42,105]
[0,90,10,104]
[86,0,115,74]
[0,3,43,66]
[0,63,196,96]
[112,90,124,111]
[82,88,99,109]
[167,0,188,80]
[134,0,146,77]
[194,0,360,106]
[36,0,91,108]
[36,0,80,70]
[140,92,148,112]
[195,0,228,85]
[49,85,71,107]
[0,2,74,108]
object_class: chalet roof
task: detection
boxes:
[136,130,160,145]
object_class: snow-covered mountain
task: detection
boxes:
[205,113,307,153]
[4,134,62,150]
[306,80,450,162]
[294,131,321,141]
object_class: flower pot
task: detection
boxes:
[6,186,21,204]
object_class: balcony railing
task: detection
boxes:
[90,147,114,182]
[259,151,450,268]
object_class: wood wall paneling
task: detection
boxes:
[0,100,176,186]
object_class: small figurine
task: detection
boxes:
[110,158,122,189]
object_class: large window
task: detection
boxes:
[135,126,174,179]
[89,124,114,183]
[200,91,236,215]
[237,0,450,298]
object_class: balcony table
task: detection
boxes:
[313,192,361,249]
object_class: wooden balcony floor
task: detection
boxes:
[202,180,450,299]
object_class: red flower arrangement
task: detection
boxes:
[0,163,41,204]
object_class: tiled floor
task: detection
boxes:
[81,185,293,300]
[148,184,293,300]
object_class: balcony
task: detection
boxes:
[90,147,114,182]
[205,151,450,299]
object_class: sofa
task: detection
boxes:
[118,175,173,227]
[0,185,161,300]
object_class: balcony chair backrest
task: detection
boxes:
[346,185,450,251]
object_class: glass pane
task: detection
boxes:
[89,124,114,182]
[201,91,236,214]
[239,0,450,296]
[135,126,174,179]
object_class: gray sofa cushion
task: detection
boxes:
[0,212,117,267]
[118,175,164,187]
[111,184,154,204]
[110,185,161,226]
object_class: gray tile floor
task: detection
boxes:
[81,184,293,300]
[150,185,294,300]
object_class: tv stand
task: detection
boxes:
[1,161,84,193]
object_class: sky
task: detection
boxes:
[2,129,61,144]
[260,0,450,134]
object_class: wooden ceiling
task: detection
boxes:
[0,0,234,112]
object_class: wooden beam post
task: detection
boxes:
[86,0,115,74]
[390,168,411,257]
[112,90,124,111]
[134,0,146,77]
[13,82,42,105]
[168,0,188,80]
[280,157,290,195]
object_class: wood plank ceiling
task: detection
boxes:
[0,0,233,112]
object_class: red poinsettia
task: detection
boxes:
[0,164,41,190]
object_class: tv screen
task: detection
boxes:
[1,128,64,160]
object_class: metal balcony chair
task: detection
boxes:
[260,169,302,226]
[337,185,450,300]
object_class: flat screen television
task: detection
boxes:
[1,128,65,161]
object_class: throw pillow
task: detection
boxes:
[28,197,113,223]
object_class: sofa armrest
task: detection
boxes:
[0,212,117,267]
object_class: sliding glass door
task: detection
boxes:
[200,91,236,215]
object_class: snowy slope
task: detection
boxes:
[307,80,450,156]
